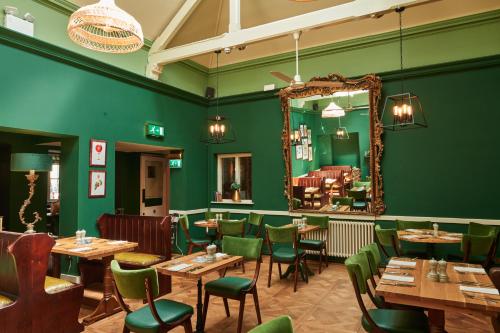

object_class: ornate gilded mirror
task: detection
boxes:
[280,74,384,215]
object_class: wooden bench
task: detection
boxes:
[0,231,84,333]
[79,214,172,296]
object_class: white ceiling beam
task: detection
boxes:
[149,0,203,54]
[229,0,241,33]
[148,0,433,67]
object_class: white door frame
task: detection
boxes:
[140,154,169,216]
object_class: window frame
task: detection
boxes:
[47,154,60,202]
[216,153,253,204]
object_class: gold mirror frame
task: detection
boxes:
[279,73,384,215]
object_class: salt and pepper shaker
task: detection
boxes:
[433,223,439,237]
[426,258,439,282]
[76,230,82,244]
[438,259,449,283]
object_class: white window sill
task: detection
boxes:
[210,200,254,205]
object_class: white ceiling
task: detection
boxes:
[70,0,500,68]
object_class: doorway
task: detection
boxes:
[140,155,167,216]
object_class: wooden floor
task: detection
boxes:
[83,256,494,333]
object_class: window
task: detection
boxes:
[217,153,252,202]
[48,155,60,201]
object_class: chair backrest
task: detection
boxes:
[222,236,263,261]
[489,267,500,290]
[374,225,400,257]
[205,211,230,220]
[308,170,341,181]
[111,260,159,300]
[321,165,352,173]
[178,215,191,240]
[297,177,322,188]
[248,315,294,333]
[0,232,21,297]
[248,212,264,227]
[461,232,495,257]
[395,220,433,231]
[331,196,353,207]
[353,181,371,189]
[303,215,329,229]
[345,252,372,295]
[359,243,382,276]
[468,222,498,236]
[347,189,366,201]
[266,225,298,244]
[219,218,246,237]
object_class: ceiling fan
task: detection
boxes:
[270,31,343,90]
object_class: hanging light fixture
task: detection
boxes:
[321,100,345,118]
[201,51,236,144]
[335,117,349,140]
[67,0,144,54]
[380,7,427,130]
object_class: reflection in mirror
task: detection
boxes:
[290,90,372,213]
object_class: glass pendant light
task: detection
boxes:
[335,117,349,140]
[200,51,236,144]
[380,7,427,130]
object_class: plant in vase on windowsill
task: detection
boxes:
[231,182,241,202]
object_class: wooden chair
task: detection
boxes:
[246,212,264,238]
[178,215,210,254]
[248,316,294,333]
[297,177,327,209]
[299,215,329,274]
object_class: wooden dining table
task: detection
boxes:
[398,229,463,244]
[51,236,138,325]
[154,252,244,333]
[376,258,500,333]
[319,204,351,212]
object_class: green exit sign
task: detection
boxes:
[169,159,182,169]
[146,123,165,138]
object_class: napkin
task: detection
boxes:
[215,253,227,258]
[460,285,499,295]
[167,263,193,272]
[447,233,462,237]
[388,260,417,267]
[401,235,419,240]
[382,274,415,283]
[439,236,460,241]
[406,229,425,234]
[107,240,128,245]
[70,247,93,252]
[454,266,486,274]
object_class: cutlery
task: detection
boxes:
[462,292,500,303]
[380,281,415,287]
[392,257,418,261]
[386,265,415,270]
[384,272,412,276]
[459,281,495,288]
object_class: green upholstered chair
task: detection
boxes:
[205,211,230,220]
[353,181,372,189]
[202,236,264,333]
[178,215,210,255]
[461,231,496,268]
[299,215,329,274]
[265,224,306,292]
[248,315,294,333]
[292,198,302,210]
[469,222,500,267]
[331,196,353,210]
[395,220,432,231]
[345,252,430,333]
[347,189,368,211]
[110,260,194,333]
[218,219,246,238]
[359,243,383,279]
[246,212,264,238]
[375,225,401,258]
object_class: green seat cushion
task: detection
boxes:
[125,299,193,333]
[272,248,304,262]
[353,202,367,208]
[362,309,430,333]
[191,238,210,245]
[44,276,74,294]
[205,277,253,298]
[115,252,164,266]
[299,239,324,248]
[0,294,14,308]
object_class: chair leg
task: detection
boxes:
[188,243,193,255]
[242,261,246,274]
[183,317,193,333]
[253,288,262,325]
[237,296,246,333]
[123,325,130,333]
[278,263,282,279]
[294,259,299,292]
[319,249,323,274]
[223,298,230,317]
[202,292,210,331]
[267,257,273,288]
[324,246,329,267]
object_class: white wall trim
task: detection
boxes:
[171,207,500,225]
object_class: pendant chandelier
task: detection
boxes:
[67,0,144,54]
[200,51,236,144]
[380,7,427,130]
[321,101,345,118]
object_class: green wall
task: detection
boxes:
[290,110,318,177]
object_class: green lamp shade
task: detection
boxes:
[10,153,52,172]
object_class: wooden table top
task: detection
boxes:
[284,224,321,234]
[319,204,351,212]
[153,252,243,279]
[51,237,138,260]
[398,229,463,244]
[194,220,219,229]
[376,259,500,316]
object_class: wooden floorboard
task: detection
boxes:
[83,256,494,333]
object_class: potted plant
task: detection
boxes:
[231,182,241,202]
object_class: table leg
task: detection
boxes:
[428,309,447,333]
[51,253,61,278]
[81,256,122,326]
[282,263,310,282]
[195,278,204,333]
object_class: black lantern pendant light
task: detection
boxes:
[201,50,236,144]
[380,7,427,130]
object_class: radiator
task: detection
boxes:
[294,219,374,258]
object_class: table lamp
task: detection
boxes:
[10,153,52,233]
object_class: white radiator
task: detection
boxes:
[294,219,374,258]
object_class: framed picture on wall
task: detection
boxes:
[296,144,303,159]
[307,129,312,144]
[89,170,106,198]
[299,124,305,137]
[90,139,107,167]
[302,143,308,160]
[303,125,308,137]
[308,146,313,161]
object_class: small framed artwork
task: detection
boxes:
[307,129,312,144]
[89,170,106,198]
[303,125,308,137]
[90,139,107,167]
[308,146,313,161]
[301,138,308,145]
[299,124,305,137]
[302,143,308,160]
[296,144,303,159]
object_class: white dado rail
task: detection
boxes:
[170,208,500,226]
